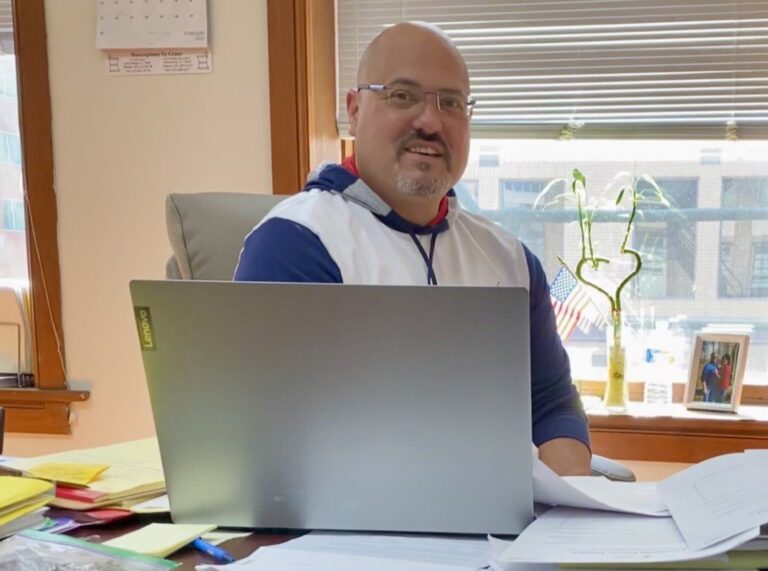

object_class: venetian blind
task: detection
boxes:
[337,0,768,139]
[0,0,12,55]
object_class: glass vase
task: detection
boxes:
[603,310,629,413]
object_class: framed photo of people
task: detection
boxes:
[685,333,750,412]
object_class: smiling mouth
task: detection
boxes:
[404,145,444,158]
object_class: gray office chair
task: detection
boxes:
[164,192,636,482]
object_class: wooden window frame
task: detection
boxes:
[267,0,768,462]
[0,0,89,435]
[266,0,339,195]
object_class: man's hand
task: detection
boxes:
[538,437,592,476]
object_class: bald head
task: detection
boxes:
[357,22,469,91]
[346,21,472,226]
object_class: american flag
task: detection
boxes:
[549,267,593,341]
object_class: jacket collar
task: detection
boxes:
[301,162,457,236]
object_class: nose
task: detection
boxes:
[410,93,443,135]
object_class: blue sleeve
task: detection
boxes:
[524,245,591,450]
[233,217,343,283]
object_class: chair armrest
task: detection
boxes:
[590,454,636,481]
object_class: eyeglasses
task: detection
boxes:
[356,84,476,118]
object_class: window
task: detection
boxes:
[478,154,499,168]
[459,140,768,388]
[719,178,768,299]
[0,36,26,278]
[497,179,549,260]
[0,0,86,435]
[455,179,479,210]
[2,198,24,231]
[753,242,768,298]
[337,0,768,391]
[633,179,697,300]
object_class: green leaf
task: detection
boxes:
[533,178,568,209]
[615,188,626,205]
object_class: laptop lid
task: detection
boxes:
[130,281,533,534]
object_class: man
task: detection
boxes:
[701,352,721,402]
[235,22,591,476]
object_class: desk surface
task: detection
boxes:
[67,514,297,569]
[65,460,692,568]
[622,459,690,481]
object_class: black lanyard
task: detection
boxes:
[408,232,439,285]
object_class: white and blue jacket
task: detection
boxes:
[234,163,589,449]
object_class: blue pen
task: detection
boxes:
[191,537,236,564]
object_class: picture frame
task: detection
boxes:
[685,333,750,413]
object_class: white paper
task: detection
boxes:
[657,452,768,550]
[197,547,476,571]
[533,457,668,516]
[196,532,490,571]
[733,538,768,551]
[130,494,169,513]
[200,530,253,546]
[97,0,207,49]
[564,476,668,515]
[487,536,559,571]
[106,50,212,75]
[496,507,757,564]
[275,533,489,566]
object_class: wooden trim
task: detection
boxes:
[0,389,89,404]
[2,402,71,434]
[0,389,88,434]
[341,139,354,161]
[304,0,339,169]
[589,405,768,462]
[267,0,338,195]
[13,0,64,388]
[267,0,300,195]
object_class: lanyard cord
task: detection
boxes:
[408,232,439,285]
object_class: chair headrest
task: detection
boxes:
[165,192,286,280]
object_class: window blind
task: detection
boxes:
[337,0,768,139]
[0,0,13,55]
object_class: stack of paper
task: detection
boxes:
[6,439,165,510]
[491,451,768,569]
[0,476,54,538]
[37,507,134,534]
[197,532,491,571]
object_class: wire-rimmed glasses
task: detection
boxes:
[357,83,476,118]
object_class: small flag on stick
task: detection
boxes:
[549,267,606,341]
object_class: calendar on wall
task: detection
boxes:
[97,0,211,75]
[97,0,207,50]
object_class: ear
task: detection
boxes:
[346,89,359,136]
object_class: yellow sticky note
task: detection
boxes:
[103,522,216,558]
[28,462,110,487]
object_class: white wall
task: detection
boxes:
[5,0,272,456]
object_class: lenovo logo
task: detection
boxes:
[134,306,156,351]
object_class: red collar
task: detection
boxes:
[341,154,448,227]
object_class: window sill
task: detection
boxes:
[588,402,768,463]
[0,388,90,434]
[577,379,768,405]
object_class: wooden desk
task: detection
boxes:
[588,403,768,463]
[66,514,297,569]
[63,460,692,568]
[622,459,690,481]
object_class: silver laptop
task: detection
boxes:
[129,281,533,534]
